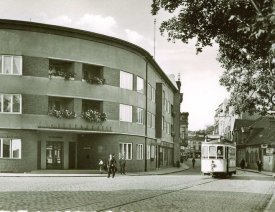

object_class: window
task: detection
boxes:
[202,146,208,159]
[209,146,216,159]
[167,101,170,113]
[120,71,133,90]
[217,146,224,159]
[119,143,132,160]
[150,145,155,158]
[136,144,143,160]
[151,87,156,102]
[147,112,152,128]
[137,108,144,124]
[119,104,132,122]
[137,76,144,93]
[167,122,170,134]
[163,91,166,106]
[147,144,151,159]
[147,84,152,99]
[0,138,21,159]
[162,117,165,130]
[0,55,22,75]
[152,114,155,129]
[0,94,22,113]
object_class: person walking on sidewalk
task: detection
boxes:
[257,159,262,172]
[119,155,126,175]
[192,157,195,168]
[240,158,245,169]
[107,154,117,178]
[98,159,104,174]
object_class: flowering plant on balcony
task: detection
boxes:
[49,65,75,80]
[48,109,76,119]
[81,109,107,122]
[85,76,105,85]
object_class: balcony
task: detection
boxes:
[48,59,75,80]
[82,64,105,85]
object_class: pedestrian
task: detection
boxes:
[240,158,245,169]
[98,159,104,174]
[107,154,117,178]
[119,155,126,175]
[257,159,262,172]
[192,157,195,168]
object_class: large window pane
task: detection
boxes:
[119,104,132,122]
[3,138,11,158]
[137,108,144,124]
[217,146,224,159]
[120,71,133,90]
[0,139,2,157]
[3,56,12,74]
[127,143,132,159]
[202,146,208,159]
[137,76,144,93]
[13,56,22,74]
[13,95,21,113]
[3,94,12,112]
[12,139,21,158]
[209,146,216,159]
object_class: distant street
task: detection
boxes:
[0,159,274,211]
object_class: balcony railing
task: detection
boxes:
[48,109,76,119]
[81,109,107,122]
[84,76,105,85]
[49,65,75,80]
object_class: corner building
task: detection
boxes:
[0,19,182,172]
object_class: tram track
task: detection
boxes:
[54,178,218,212]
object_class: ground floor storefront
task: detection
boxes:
[0,130,176,173]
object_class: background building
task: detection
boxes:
[0,19,182,172]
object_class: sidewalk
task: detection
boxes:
[0,163,189,177]
[237,167,275,177]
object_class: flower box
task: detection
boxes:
[81,109,107,122]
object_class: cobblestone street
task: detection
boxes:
[0,162,274,212]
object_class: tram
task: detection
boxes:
[201,135,236,177]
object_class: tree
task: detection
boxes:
[151,0,275,115]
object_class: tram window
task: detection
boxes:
[209,146,216,159]
[217,146,223,159]
[202,146,208,158]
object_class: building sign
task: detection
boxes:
[266,148,274,154]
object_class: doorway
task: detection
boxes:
[46,141,63,169]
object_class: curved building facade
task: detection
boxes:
[0,19,181,172]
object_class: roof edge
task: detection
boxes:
[0,19,178,91]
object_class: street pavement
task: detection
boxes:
[0,160,274,211]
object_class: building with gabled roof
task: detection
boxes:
[234,117,275,171]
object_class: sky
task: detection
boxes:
[0,0,229,130]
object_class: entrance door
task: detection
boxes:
[46,141,63,169]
